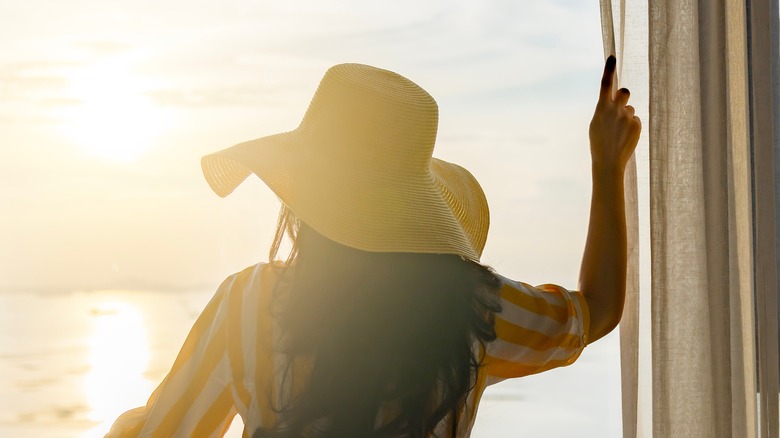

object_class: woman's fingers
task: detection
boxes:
[615,88,631,106]
[599,55,616,103]
[625,104,635,117]
[599,56,632,109]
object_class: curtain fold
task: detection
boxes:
[598,3,634,437]
[725,2,760,436]
[598,0,778,436]
[748,0,780,435]
[648,3,713,434]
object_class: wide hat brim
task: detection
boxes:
[201,64,489,261]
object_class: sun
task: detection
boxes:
[61,58,172,163]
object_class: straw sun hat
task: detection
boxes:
[201,63,489,261]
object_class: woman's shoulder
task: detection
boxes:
[225,261,286,284]
[491,272,579,298]
[491,272,550,295]
[215,261,288,301]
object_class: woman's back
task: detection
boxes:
[253,218,503,437]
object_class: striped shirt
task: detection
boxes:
[107,262,590,437]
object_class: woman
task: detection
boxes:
[108,56,639,437]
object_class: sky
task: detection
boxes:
[0,2,624,436]
[0,0,605,293]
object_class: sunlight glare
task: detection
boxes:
[61,59,172,163]
[83,299,153,437]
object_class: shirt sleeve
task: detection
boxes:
[106,276,239,438]
[481,276,590,382]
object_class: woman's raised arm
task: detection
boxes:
[578,55,641,344]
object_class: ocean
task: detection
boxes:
[0,290,621,437]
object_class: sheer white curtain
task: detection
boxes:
[598,0,780,436]
[597,0,650,436]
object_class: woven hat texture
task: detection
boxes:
[201,63,489,261]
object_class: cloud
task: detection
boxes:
[39,97,82,107]
[146,86,288,107]
[0,114,59,124]
[74,40,133,56]
[0,40,133,101]
[444,68,597,105]
[1,74,69,91]
[0,60,75,103]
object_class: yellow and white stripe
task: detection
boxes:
[482,278,590,382]
[107,264,589,437]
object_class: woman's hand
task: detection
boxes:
[588,55,641,174]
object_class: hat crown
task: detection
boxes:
[298,64,439,174]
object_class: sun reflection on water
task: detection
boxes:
[83,299,153,437]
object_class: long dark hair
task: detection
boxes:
[254,206,501,437]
